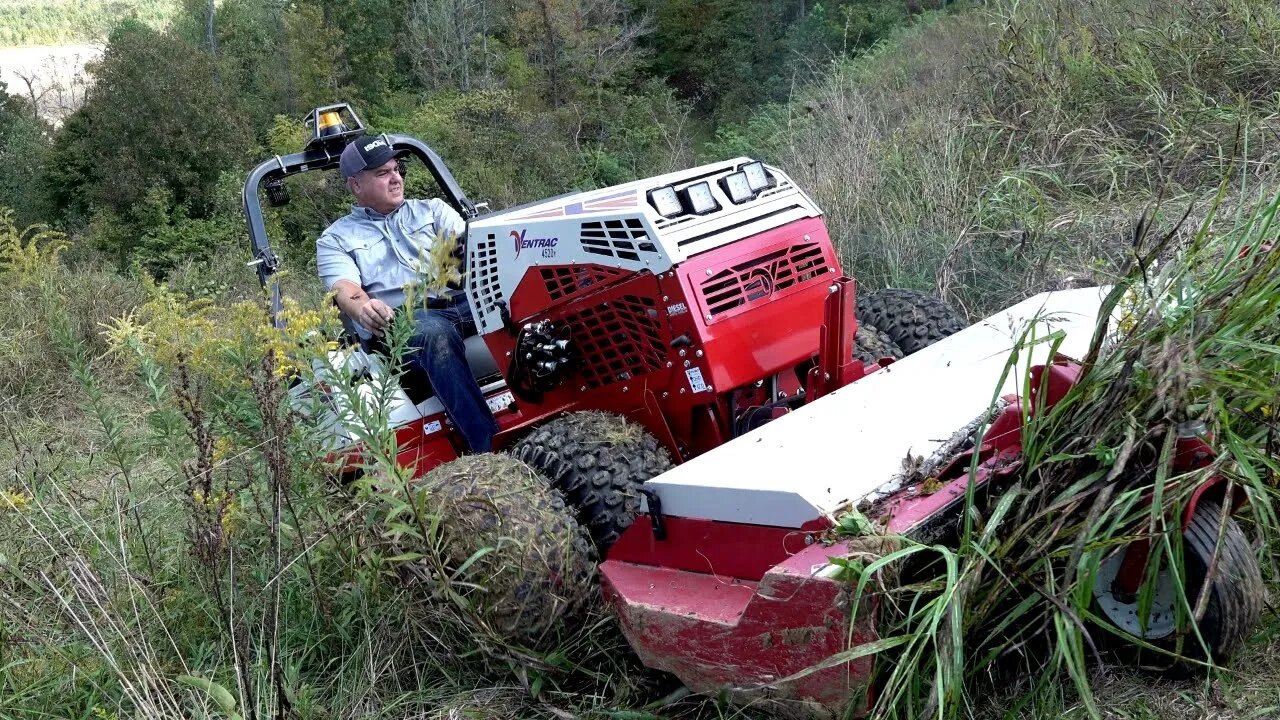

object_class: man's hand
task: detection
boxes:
[332,280,394,336]
[355,298,395,336]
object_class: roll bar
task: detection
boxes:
[241,108,477,325]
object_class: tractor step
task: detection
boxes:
[601,561,757,625]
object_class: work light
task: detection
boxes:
[265,176,290,207]
[648,185,682,218]
[304,103,366,151]
[318,110,347,138]
[681,181,719,215]
[742,161,773,192]
[722,171,754,204]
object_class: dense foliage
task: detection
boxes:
[0,0,926,276]
[0,0,174,46]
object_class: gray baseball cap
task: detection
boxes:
[340,134,397,180]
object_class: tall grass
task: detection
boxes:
[0,211,143,426]
[5,1,1280,717]
[841,182,1280,719]
[0,220,656,719]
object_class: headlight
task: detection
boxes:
[721,171,754,204]
[680,181,719,215]
[742,161,773,192]
[648,186,682,217]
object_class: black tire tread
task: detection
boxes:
[856,288,966,356]
[854,323,904,366]
[1099,501,1264,674]
[410,453,597,646]
[1178,501,1264,664]
[511,411,674,551]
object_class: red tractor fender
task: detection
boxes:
[1176,434,1248,529]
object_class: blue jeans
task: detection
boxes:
[373,294,498,453]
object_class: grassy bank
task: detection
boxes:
[712,0,1280,318]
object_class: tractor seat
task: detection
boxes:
[461,334,501,379]
[386,334,501,405]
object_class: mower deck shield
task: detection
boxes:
[642,286,1114,528]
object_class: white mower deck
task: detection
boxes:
[643,286,1115,528]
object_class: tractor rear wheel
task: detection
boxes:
[511,411,674,552]
[1092,501,1263,673]
[856,288,966,356]
[854,323,903,366]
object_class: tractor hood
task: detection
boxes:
[463,158,823,335]
[641,286,1117,528]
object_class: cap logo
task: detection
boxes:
[362,139,387,152]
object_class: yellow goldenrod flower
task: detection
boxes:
[0,489,31,512]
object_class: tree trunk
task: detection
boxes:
[537,0,562,107]
[481,2,491,87]
[206,0,218,56]
[454,0,470,91]
[275,3,294,115]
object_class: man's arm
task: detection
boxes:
[331,279,394,336]
[438,199,467,237]
[430,199,468,289]
[428,198,467,251]
[317,231,393,336]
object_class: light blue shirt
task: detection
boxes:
[316,198,467,339]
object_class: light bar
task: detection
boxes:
[680,181,719,215]
[742,161,773,192]
[648,185,682,218]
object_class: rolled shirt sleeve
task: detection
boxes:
[316,232,361,291]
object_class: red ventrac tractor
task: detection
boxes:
[242,105,1263,716]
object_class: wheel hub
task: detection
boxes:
[1093,549,1178,639]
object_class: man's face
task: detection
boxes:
[350,158,404,214]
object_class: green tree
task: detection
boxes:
[631,0,915,119]
[633,0,796,118]
[0,80,52,227]
[44,20,254,259]
[281,2,352,113]
[172,0,353,125]
[792,0,912,58]
[403,0,507,92]
[208,0,287,126]
[507,0,651,109]
[320,0,407,105]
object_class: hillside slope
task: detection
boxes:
[0,0,173,46]
[715,0,1280,317]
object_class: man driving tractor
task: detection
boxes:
[315,134,499,453]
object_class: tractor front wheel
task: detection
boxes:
[1092,501,1263,673]
[856,288,965,356]
[512,411,674,552]
[854,323,903,366]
